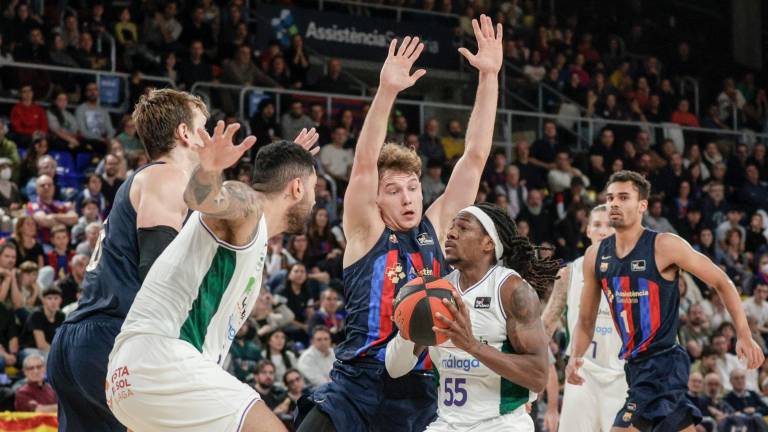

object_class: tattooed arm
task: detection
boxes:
[542,265,570,338]
[183,120,262,245]
[183,167,262,221]
[435,275,549,393]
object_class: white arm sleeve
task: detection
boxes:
[385,333,420,378]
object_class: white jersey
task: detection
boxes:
[118,212,268,366]
[429,266,535,427]
[565,256,624,376]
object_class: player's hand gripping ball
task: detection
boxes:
[393,276,456,346]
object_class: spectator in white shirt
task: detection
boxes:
[712,334,744,391]
[297,326,335,387]
[743,283,768,333]
[319,127,353,186]
[547,150,590,194]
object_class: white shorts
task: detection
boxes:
[559,366,627,432]
[106,333,261,432]
[425,406,533,432]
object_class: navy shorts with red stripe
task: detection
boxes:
[613,345,701,431]
[307,359,436,432]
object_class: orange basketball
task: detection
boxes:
[393,276,456,346]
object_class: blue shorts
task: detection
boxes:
[48,318,126,432]
[613,345,701,431]
[309,359,437,432]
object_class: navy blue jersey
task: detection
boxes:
[595,229,679,361]
[335,218,448,364]
[66,162,165,323]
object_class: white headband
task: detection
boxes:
[460,206,503,260]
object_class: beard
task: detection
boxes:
[608,219,625,228]
[285,197,313,234]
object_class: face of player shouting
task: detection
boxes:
[377,170,423,231]
[605,181,647,230]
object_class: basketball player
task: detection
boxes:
[385,203,559,431]
[47,88,318,432]
[107,126,317,431]
[567,170,765,431]
[297,15,503,432]
[542,204,627,431]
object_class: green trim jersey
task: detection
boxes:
[119,212,268,366]
[429,266,535,426]
[564,257,625,376]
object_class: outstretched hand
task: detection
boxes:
[379,36,427,93]
[196,120,256,172]
[293,127,320,155]
[459,14,503,75]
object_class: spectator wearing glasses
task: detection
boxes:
[14,353,56,412]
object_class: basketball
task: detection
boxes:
[393,276,457,346]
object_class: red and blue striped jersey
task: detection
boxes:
[595,229,679,361]
[335,218,447,366]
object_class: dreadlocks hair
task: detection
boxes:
[474,203,561,298]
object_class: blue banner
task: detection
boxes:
[256,6,462,70]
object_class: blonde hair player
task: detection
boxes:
[542,204,627,431]
[297,15,504,432]
[386,203,559,432]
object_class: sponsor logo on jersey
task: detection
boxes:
[595,325,613,336]
[416,232,434,246]
[386,263,405,284]
[442,354,481,372]
[631,260,646,272]
[601,255,612,260]
[474,297,491,309]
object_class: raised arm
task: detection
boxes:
[657,233,765,369]
[543,264,570,337]
[185,122,259,219]
[426,15,503,242]
[436,276,550,393]
[566,245,601,385]
[343,37,426,243]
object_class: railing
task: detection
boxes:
[680,76,700,118]
[316,0,460,23]
[0,61,176,112]
[190,81,768,159]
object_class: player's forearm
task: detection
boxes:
[384,333,422,378]
[184,166,259,220]
[462,73,498,162]
[542,279,567,338]
[352,88,397,170]
[571,316,596,359]
[546,363,559,409]
[467,341,548,393]
[715,279,752,339]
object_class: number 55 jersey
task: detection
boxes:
[427,266,535,430]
